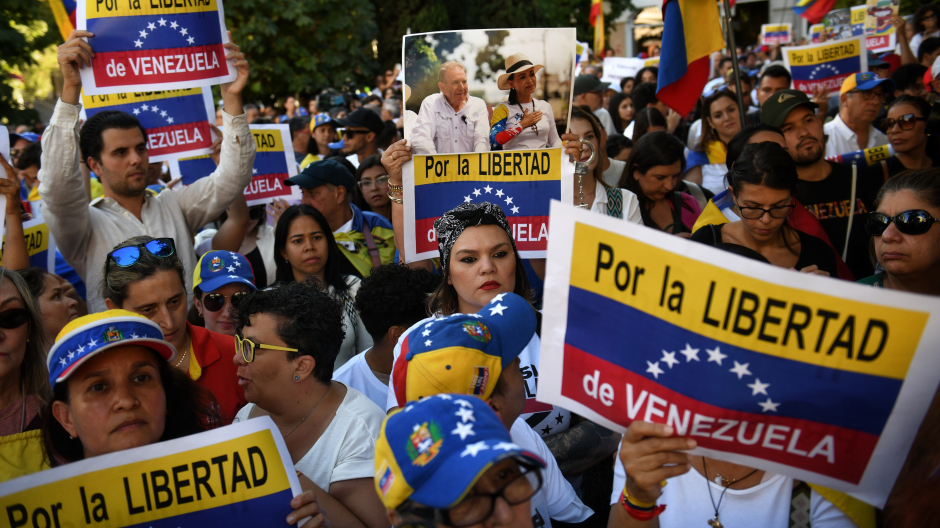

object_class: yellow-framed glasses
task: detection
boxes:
[235,334,298,363]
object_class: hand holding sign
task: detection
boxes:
[0,152,19,216]
[620,421,696,503]
[57,29,96,104]
[287,489,331,527]
[220,31,249,102]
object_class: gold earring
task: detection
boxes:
[198,311,203,317]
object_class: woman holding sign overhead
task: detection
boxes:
[489,53,562,151]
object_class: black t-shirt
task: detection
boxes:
[884,155,937,179]
[796,161,883,279]
[244,247,268,289]
[691,223,839,276]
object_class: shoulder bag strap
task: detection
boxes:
[606,187,623,219]
[360,215,382,270]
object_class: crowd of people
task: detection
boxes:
[2,10,939,527]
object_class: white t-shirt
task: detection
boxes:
[594,107,618,137]
[332,349,388,410]
[490,100,562,150]
[233,385,384,492]
[602,159,625,188]
[823,115,889,159]
[331,276,373,370]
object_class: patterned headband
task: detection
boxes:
[433,202,515,275]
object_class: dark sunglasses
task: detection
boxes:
[866,209,938,236]
[105,238,176,289]
[202,291,249,312]
[343,129,371,138]
[884,113,926,131]
[0,308,30,330]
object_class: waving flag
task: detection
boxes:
[49,0,77,41]
[81,88,216,162]
[656,0,725,116]
[793,0,838,25]
[590,0,605,59]
[783,37,866,95]
[77,0,236,95]
[539,203,940,508]
[761,24,792,45]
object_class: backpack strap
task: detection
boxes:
[606,187,623,219]
[360,215,382,270]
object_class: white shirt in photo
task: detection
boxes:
[332,349,388,410]
[823,114,889,159]
[411,93,490,154]
[490,100,562,150]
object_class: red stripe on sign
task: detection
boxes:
[415,215,549,254]
[92,44,227,87]
[245,173,291,201]
[560,344,877,484]
[145,121,212,158]
[523,398,554,413]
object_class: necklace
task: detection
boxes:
[173,345,189,368]
[702,457,759,527]
[517,100,538,135]
[283,384,330,438]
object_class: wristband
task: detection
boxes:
[388,182,404,193]
[620,486,665,521]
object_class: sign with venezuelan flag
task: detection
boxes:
[402,151,573,262]
[761,24,792,45]
[865,0,898,52]
[80,88,216,162]
[782,37,866,95]
[851,5,866,36]
[537,202,940,507]
[169,124,300,206]
[810,24,826,43]
[0,417,307,527]
[1,217,57,273]
[77,0,236,95]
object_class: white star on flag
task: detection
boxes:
[660,350,679,368]
[464,195,472,203]
[167,117,174,124]
[747,378,770,396]
[467,313,482,318]
[424,339,433,347]
[484,185,493,193]
[495,189,505,197]
[493,442,519,451]
[730,361,752,379]
[455,399,473,408]
[706,346,727,365]
[252,168,258,175]
[491,293,507,302]
[455,408,475,422]
[646,360,664,379]
[129,332,139,339]
[134,40,143,48]
[77,344,86,354]
[180,28,188,36]
[511,206,520,214]
[229,275,239,279]
[133,108,141,115]
[425,322,434,328]
[147,22,156,30]
[505,196,513,205]
[461,441,489,457]
[158,18,167,26]
[67,351,75,360]
[142,104,149,111]
[472,189,481,197]
[679,343,700,362]
[421,329,431,337]
[87,338,98,348]
[451,422,475,440]
[170,21,178,29]
[59,358,68,366]
[436,394,453,400]
[187,37,195,45]
[160,110,167,118]
[151,105,159,112]
[488,303,507,316]
[234,261,241,267]
[227,266,236,272]
[758,398,780,412]
[139,30,148,38]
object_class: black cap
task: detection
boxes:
[759,89,819,128]
[284,159,355,192]
[573,74,611,96]
[336,107,384,136]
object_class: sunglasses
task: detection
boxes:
[105,238,176,289]
[0,308,30,330]
[235,334,298,363]
[866,209,938,236]
[343,129,371,138]
[202,291,249,313]
[884,113,926,131]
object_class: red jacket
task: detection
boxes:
[188,323,246,425]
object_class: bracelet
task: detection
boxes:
[388,182,404,193]
[387,190,403,204]
[620,487,666,521]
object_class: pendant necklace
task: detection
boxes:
[517,100,538,135]
[702,457,759,527]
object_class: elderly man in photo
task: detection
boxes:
[824,73,895,158]
[411,61,490,154]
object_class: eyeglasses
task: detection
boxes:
[848,90,887,102]
[400,463,542,528]
[235,334,299,363]
[734,200,795,220]
[884,113,926,131]
[202,291,249,313]
[0,308,30,329]
[105,238,176,288]
[866,209,938,236]
[359,175,389,189]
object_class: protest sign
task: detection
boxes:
[810,24,826,43]
[81,88,216,162]
[851,5,866,36]
[601,56,660,84]
[401,151,573,262]
[783,37,866,95]
[169,124,300,206]
[0,417,306,527]
[761,24,792,45]
[537,201,940,507]
[0,125,9,163]
[865,0,898,52]
[1,217,57,273]
[76,0,236,95]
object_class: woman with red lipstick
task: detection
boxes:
[685,90,743,195]
[191,250,257,336]
[881,96,936,179]
[101,236,246,424]
[354,156,392,222]
[490,53,562,151]
[691,142,838,275]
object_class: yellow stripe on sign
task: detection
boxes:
[764,25,789,32]
[85,0,218,19]
[569,223,926,380]
[786,40,861,66]
[178,154,212,161]
[413,150,561,186]
[82,88,204,108]
[251,129,286,152]
[0,223,50,261]
[0,429,291,525]
[851,6,866,24]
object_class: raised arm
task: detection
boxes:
[381,141,433,271]
[0,155,29,270]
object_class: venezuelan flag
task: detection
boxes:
[591,0,605,59]
[49,0,77,41]
[656,0,724,116]
[793,0,837,25]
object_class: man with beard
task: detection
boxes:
[38,30,256,312]
[761,90,884,279]
[411,61,489,154]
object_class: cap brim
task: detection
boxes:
[55,338,177,384]
[497,65,544,90]
[198,275,257,293]
[284,174,324,187]
[594,81,611,92]
[856,78,896,93]
[769,101,819,128]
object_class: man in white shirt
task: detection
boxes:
[573,74,617,136]
[824,73,894,158]
[411,62,490,154]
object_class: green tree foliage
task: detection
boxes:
[1,0,58,125]
[223,0,379,101]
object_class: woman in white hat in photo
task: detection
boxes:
[490,53,562,151]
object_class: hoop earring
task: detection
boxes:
[198,311,203,317]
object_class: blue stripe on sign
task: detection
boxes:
[563,286,900,436]
[86,12,222,53]
[255,151,289,177]
[789,56,862,82]
[83,93,208,129]
[125,489,295,528]
[178,156,218,185]
[414,180,558,220]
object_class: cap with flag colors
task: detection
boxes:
[839,72,895,96]
[47,310,176,387]
[656,0,725,116]
[193,250,256,294]
[392,292,536,408]
[373,394,545,510]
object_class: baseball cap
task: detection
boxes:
[867,52,889,69]
[759,89,819,128]
[9,132,39,145]
[48,310,176,387]
[284,158,355,192]
[193,250,257,294]
[310,114,334,133]
[374,394,545,510]
[393,292,536,407]
[573,74,611,97]
[839,72,896,96]
[336,107,384,136]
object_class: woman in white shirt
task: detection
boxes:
[910,5,940,58]
[490,53,562,151]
